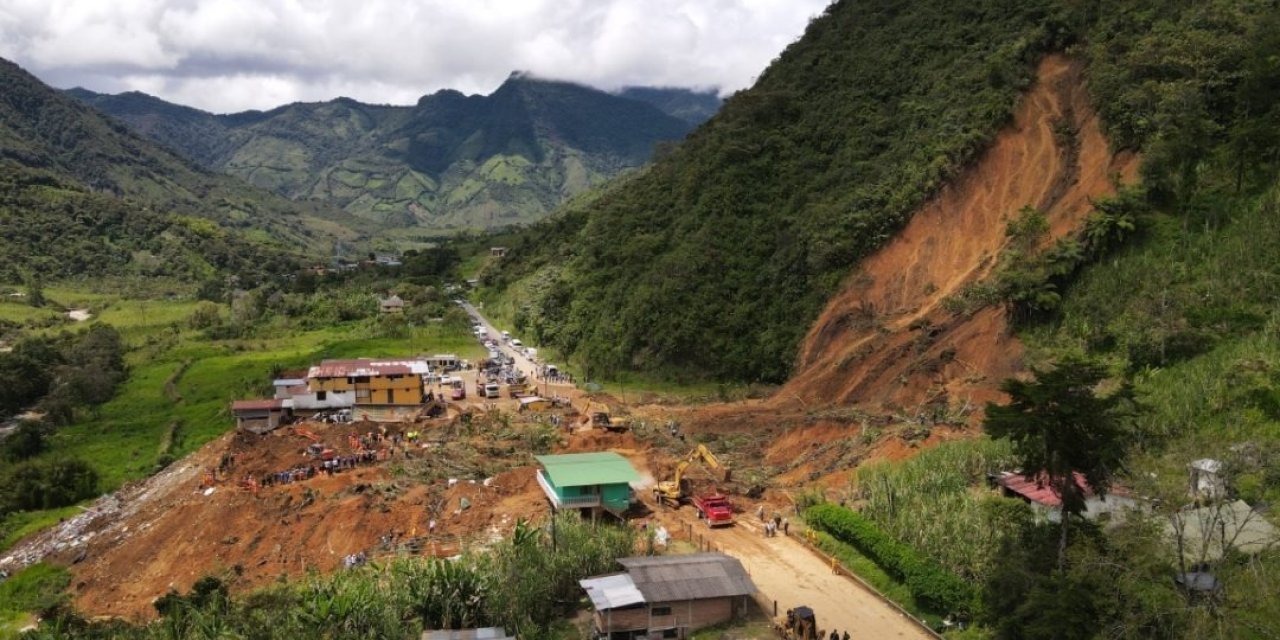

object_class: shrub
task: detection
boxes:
[806,503,975,614]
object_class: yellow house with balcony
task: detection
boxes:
[306,359,430,408]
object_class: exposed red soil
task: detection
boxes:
[57,421,552,622]
[673,55,1138,488]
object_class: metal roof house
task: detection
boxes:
[580,553,757,639]
[535,452,640,519]
[996,471,1137,522]
[231,399,290,434]
[421,628,514,640]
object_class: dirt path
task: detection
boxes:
[652,508,933,640]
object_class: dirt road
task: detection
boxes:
[658,510,934,640]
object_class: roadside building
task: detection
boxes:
[995,471,1137,522]
[535,452,639,520]
[272,377,307,399]
[379,295,405,314]
[490,247,508,258]
[425,354,460,370]
[421,628,513,640]
[580,553,757,639]
[231,399,290,434]
[306,358,429,422]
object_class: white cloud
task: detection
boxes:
[0,0,831,112]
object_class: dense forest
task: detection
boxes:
[486,0,1071,382]
[0,163,297,283]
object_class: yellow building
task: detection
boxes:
[306,359,430,406]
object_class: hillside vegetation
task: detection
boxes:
[73,78,703,234]
[486,0,1070,382]
[0,58,359,251]
[793,2,1280,638]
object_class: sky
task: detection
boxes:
[0,0,831,114]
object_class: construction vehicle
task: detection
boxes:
[653,444,732,507]
[507,381,530,398]
[449,377,466,400]
[777,606,818,640]
[692,493,735,527]
[579,401,630,433]
[294,428,336,460]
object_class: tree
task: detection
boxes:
[24,274,45,308]
[984,356,1134,568]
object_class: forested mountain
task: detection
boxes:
[486,0,1071,382]
[0,57,353,281]
[71,78,703,231]
[486,0,1280,387]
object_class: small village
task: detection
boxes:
[204,305,1278,640]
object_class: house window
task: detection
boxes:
[651,606,672,616]
[316,391,327,401]
[387,389,395,404]
[355,389,370,399]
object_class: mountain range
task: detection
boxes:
[0,56,363,283]
[70,78,718,233]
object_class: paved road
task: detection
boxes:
[459,301,562,396]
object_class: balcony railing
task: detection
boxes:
[536,470,601,509]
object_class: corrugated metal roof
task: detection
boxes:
[580,573,646,610]
[535,452,640,487]
[996,471,1128,507]
[231,399,284,412]
[617,553,756,602]
[420,628,513,640]
[307,358,429,379]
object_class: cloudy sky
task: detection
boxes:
[0,0,831,113]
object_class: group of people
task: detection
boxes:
[319,450,378,474]
[756,506,790,537]
[259,465,316,487]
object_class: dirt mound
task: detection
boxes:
[49,421,550,621]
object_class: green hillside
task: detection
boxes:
[0,58,372,283]
[0,59,361,251]
[487,0,1070,382]
[72,77,702,233]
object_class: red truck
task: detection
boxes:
[692,493,735,527]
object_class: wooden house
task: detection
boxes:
[580,553,757,639]
[535,452,639,520]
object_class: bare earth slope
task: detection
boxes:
[783,54,1138,413]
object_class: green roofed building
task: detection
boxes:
[535,452,640,520]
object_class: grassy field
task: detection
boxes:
[1,286,482,552]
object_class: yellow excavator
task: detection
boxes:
[579,401,630,433]
[653,444,732,507]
